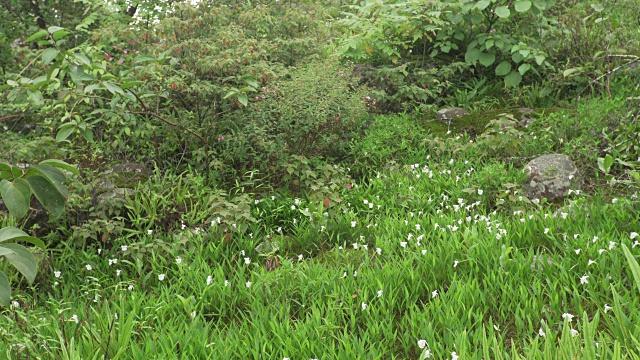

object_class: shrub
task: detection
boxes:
[216,58,370,182]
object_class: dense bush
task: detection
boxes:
[214,59,370,183]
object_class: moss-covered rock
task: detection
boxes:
[421,107,568,137]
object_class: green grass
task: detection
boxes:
[2,95,640,359]
[2,148,640,358]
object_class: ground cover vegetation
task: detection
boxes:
[1,0,640,358]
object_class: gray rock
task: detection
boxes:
[93,162,151,208]
[436,107,469,123]
[523,154,582,201]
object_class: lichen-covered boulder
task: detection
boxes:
[94,162,151,207]
[522,154,582,201]
[436,107,469,123]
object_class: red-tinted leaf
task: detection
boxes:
[323,198,330,207]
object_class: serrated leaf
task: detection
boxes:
[25,175,65,220]
[515,1,532,12]
[0,243,37,284]
[495,61,512,76]
[42,48,59,65]
[25,30,48,43]
[504,71,523,87]
[0,179,31,220]
[0,271,9,306]
[0,227,45,249]
[479,52,496,67]
[495,6,511,18]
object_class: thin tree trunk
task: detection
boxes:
[27,0,46,29]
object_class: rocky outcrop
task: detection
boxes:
[522,154,582,201]
[436,107,469,123]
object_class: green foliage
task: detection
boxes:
[338,0,447,64]
[216,59,368,182]
[434,0,555,87]
[0,159,76,306]
[348,113,430,176]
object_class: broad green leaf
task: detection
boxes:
[518,63,531,75]
[81,129,94,142]
[495,61,512,76]
[103,82,124,95]
[0,271,9,306]
[563,68,581,77]
[73,53,92,67]
[533,0,549,10]
[479,52,496,67]
[475,0,491,10]
[28,90,44,105]
[69,66,94,84]
[604,154,614,171]
[26,175,65,220]
[519,49,531,58]
[495,6,511,18]
[504,71,523,87]
[0,243,37,284]
[622,244,640,295]
[42,48,59,65]
[134,55,156,63]
[56,124,76,142]
[84,84,102,94]
[25,30,48,43]
[47,26,64,34]
[0,227,45,249]
[39,160,80,176]
[0,179,31,220]
[515,1,532,12]
[121,81,143,89]
[238,93,248,106]
[465,47,481,63]
[534,55,546,65]
[28,164,68,200]
[512,52,525,63]
[52,30,70,41]
[241,75,259,88]
[591,3,604,12]
[29,164,66,186]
